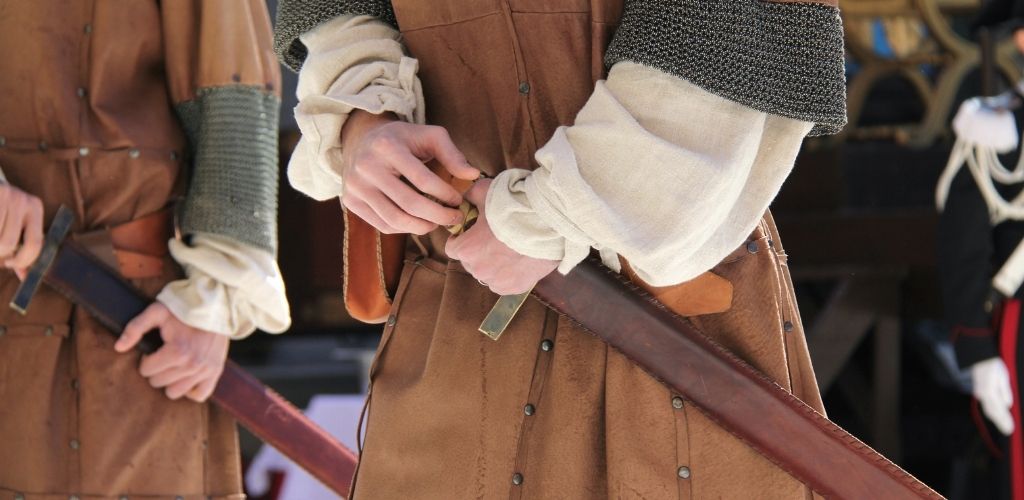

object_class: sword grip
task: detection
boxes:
[135,329,164,355]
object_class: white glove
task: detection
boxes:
[971,357,1016,436]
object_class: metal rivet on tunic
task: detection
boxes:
[518,82,530,95]
[783,321,794,333]
[78,147,89,157]
[176,496,184,500]
[69,496,80,500]
[170,151,179,161]
[71,379,80,390]
[512,473,524,485]
[265,82,275,91]
[128,148,140,159]
[671,396,684,409]
[746,241,759,254]
[767,239,775,248]
[677,466,691,479]
[70,439,80,450]
[119,496,128,500]
[231,73,241,83]
[38,141,48,151]
[14,493,25,500]
[524,404,535,416]
[0,136,6,147]
[84,24,92,34]
[386,315,397,327]
[0,326,6,337]
[76,87,87,98]
[45,326,54,336]
[540,339,553,352]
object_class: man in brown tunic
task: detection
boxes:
[0,2,289,498]
[277,1,846,498]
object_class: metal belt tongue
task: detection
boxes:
[445,200,531,341]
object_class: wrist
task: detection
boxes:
[341,110,398,151]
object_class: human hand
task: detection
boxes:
[116,302,230,403]
[0,183,44,279]
[971,357,1015,436]
[340,110,480,235]
[445,179,559,295]
[1015,29,1024,55]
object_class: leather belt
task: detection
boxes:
[73,208,174,280]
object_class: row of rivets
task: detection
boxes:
[0,326,56,337]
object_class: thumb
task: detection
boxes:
[117,303,166,353]
[465,179,490,208]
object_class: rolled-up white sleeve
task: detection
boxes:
[288,13,425,201]
[486,62,813,287]
[157,233,291,339]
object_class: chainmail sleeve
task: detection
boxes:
[605,0,847,136]
[275,0,397,72]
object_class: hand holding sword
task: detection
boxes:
[0,179,233,403]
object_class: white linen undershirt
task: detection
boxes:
[290,14,812,287]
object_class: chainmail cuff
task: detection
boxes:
[275,0,398,72]
[605,0,847,136]
[176,85,281,253]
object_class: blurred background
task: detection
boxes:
[241,1,1024,498]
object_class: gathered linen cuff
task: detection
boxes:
[486,62,812,287]
[157,233,291,339]
[288,13,425,201]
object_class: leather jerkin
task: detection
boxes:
[40,235,359,496]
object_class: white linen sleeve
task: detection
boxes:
[288,13,425,201]
[486,62,813,287]
[157,233,291,339]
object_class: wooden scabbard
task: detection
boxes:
[40,239,358,496]
[531,258,943,500]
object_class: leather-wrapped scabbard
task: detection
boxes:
[41,239,358,496]
[532,258,942,500]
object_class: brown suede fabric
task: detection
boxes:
[0,1,274,497]
[349,1,829,499]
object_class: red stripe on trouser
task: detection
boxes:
[1000,299,1024,500]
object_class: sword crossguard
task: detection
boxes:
[9,205,75,315]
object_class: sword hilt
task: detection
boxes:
[10,205,165,354]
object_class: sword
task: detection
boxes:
[444,196,939,498]
[11,206,358,496]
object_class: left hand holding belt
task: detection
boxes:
[443,178,559,340]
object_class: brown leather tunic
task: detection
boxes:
[0,2,277,498]
[352,1,827,499]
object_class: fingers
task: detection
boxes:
[344,198,399,234]
[187,371,222,403]
[7,199,44,270]
[377,174,464,226]
[360,188,436,235]
[464,178,490,207]
[999,372,1016,408]
[146,362,201,389]
[164,370,209,400]
[118,303,169,353]
[409,126,479,181]
[384,150,464,208]
[0,189,43,266]
[982,400,1016,436]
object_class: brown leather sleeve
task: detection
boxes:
[160,0,282,103]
